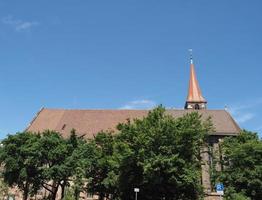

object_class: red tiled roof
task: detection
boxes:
[26,108,240,138]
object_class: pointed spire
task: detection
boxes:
[185,50,207,110]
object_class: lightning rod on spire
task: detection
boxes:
[188,49,193,64]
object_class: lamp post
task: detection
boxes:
[134,188,139,200]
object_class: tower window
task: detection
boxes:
[195,104,200,110]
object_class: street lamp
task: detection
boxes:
[134,188,139,200]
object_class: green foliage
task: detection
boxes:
[114,106,212,200]
[39,130,91,199]
[86,131,119,200]
[0,132,42,200]
[37,130,69,199]
[223,186,251,200]
[85,106,212,200]
[216,130,262,200]
[64,187,75,200]
[69,131,97,199]
[0,130,93,200]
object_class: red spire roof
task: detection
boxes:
[186,57,206,103]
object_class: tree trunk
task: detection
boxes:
[51,182,59,200]
[23,183,28,200]
[23,182,29,200]
[99,193,105,200]
[61,182,66,200]
[23,191,28,200]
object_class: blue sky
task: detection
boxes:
[0,0,262,138]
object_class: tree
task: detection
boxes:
[38,130,89,200]
[86,131,119,200]
[0,132,42,200]
[58,130,88,199]
[216,130,262,200]
[36,130,67,199]
[65,130,95,200]
[115,106,212,200]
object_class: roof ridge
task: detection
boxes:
[224,110,241,133]
[24,107,45,132]
[43,108,149,111]
[40,108,228,111]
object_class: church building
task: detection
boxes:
[24,54,240,200]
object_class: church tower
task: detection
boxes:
[185,50,207,110]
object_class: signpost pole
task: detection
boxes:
[134,188,139,200]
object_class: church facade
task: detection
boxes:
[13,56,240,199]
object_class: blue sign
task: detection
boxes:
[216,183,224,191]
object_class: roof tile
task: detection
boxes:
[26,109,240,138]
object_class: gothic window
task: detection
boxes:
[195,104,200,109]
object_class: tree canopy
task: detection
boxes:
[0,132,42,200]
[114,106,212,200]
[215,130,262,200]
[85,106,212,200]
[0,130,91,200]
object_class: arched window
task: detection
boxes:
[195,104,200,110]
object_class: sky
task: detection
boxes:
[0,0,262,138]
